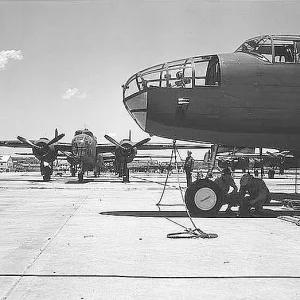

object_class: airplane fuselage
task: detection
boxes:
[71,129,97,172]
[123,35,300,151]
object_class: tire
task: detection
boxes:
[42,166,51,181]
[78,172,84,182]
[279,166,284,175]
[185,179,224,217]
[268,169,275,179]
[43,174,50,181]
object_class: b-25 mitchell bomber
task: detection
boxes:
[122,34,300,216]
[0,129,210,182]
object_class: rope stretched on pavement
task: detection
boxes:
[158,140,218,239]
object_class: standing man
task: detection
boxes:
[184,150,194,187]
[239,173,272,217]
[214,168,239,214]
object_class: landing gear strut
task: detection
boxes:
[122,162,130,183]
[41,162,53,182]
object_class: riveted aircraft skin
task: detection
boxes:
[123,36,300,151]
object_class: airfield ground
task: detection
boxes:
[0,171,299,299]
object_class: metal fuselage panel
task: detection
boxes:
[127,52,300,150]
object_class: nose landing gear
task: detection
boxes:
[185,179,223,216]
[41,162,53,182]
[78,172,84,182]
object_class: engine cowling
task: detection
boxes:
[114,140,137,163]
[32,138,58,162]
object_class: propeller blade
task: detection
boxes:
[48,133,65,146]
[104,135,126,150]
[17,136,41,150]
[55,128,58,138]
[132,137,151,149]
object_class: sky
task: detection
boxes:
[0,0,300,158]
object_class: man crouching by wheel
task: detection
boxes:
[239,173,273,217]
[214,168,239,215]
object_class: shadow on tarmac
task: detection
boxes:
[65,180,90,184]
[270,192,300,201]
[100,210,300,218]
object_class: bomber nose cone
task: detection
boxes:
[72,138,87,157]
[123,78,148,131]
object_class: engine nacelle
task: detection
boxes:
[32,138,58,162]
[115,139,137,163]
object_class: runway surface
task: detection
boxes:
[0,171,300,299]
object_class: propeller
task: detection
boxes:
[132,138,151,148]
[48,133,65,146]
[17,129,65,159]
[104,134,151,164]
[17,136,41,150]
[104,135,127,150]
[104,135,150,151]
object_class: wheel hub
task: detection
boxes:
[194,187,217,211]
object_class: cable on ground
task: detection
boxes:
[157,140,218,239]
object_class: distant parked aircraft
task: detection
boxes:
[0,129,210,182]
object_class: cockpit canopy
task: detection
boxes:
[75,129,94,138]
[123,55,221,99]
[236,35,300,63]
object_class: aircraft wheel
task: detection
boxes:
[42,166,51,182]
[43,174,51,181]
[185,179,223,217]
[268,169,275,179]
[279,166,284,175]
[78,172,84,182]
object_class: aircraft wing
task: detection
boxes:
[96,142,211,153]
[96,144,119,154]
[0,140,73,152]
[54,143,72,152]
[0,140,34,148]
[133,143,211,151]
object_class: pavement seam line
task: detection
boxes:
[1,274,300,279]
[1,189,94,300]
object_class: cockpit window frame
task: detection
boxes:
[236,34,300,64]
[123,55,221,99]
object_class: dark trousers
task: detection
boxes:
[239,196,274,216]
[185,171,192,187]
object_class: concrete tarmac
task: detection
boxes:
[0,172,300,299]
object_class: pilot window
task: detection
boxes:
[273,40,295,63]
[236,36,300,64]
[236,36,272,62]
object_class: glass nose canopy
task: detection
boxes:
[122,55,220,131]
[122,55,220,99]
